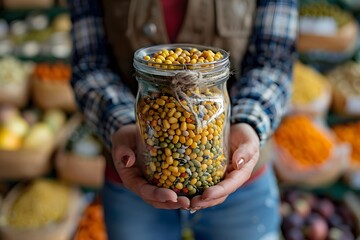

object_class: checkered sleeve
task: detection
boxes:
[69,0,136,150]
[230,0,298,146]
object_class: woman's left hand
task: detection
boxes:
[190,123,260,210]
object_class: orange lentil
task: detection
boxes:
[273,115,333,168]
[332,122,360,162]
[75,203,107,240]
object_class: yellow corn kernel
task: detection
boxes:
[175,182,183,190]
[180,122,187,131]
[171,123,179,130]
[156,99,166,106]
[169,166,178,173]
[190,153,197,159]
[185,138,193,146]
[169,117,178,124]
[179,136,186,144]
[179,166,186,173]
[168,175,176,182]
[188,130,195,138]
[163,169,171,176]
[166,156,174,165]
[141,105,150,114]
[172,135,179,144]
[165,148,172,157]
[194,134,201,142]
[163,119,170,129]
[149,162,156,172]
[190,178,197,185]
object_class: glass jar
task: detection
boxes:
[133,44,230,197]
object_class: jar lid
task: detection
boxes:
[133,44,230,77]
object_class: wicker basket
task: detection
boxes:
[331,87,360,116]
[0,147,53,180]
[274,141,350,187]
[289,84,332,118]
[3,0,54,9]
[0,113,82,180]
[31,77,77,113]
[297,20,358,53]
[0,183,85,240]
[55,152,105,188]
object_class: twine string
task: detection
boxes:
[170,71,206,130]
[137,68,229,132]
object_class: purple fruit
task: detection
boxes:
[336,204,354,226]
[283,228,305,240]
[302,192,317,209]
[282,212,304,230]
[338,225,355,240]
[314,198,335,219]
[284,190,300,205]
[305,214,328,240]
[328,214,343,228]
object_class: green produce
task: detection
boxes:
[0,57,32,85]
[22,123,54,150]
[300,3,352,28]
[43,108,66,133]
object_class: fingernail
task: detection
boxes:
[189,207,201,213]
[236,158,245,170]
[165,199,178,203]
[121,155,130,167]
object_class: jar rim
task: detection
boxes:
[133,43,230,77]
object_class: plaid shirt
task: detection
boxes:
[69,0,298,150]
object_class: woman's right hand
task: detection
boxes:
[111,124,190,209]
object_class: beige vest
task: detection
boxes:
[102,0,256,94]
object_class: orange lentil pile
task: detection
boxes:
[75,203,107,240]
[143,47,224,69]
[34,63,71,82]
[332,122,360,162]
[273,115,333,168]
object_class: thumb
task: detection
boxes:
[113,144,136,169]
[231,142,257,170]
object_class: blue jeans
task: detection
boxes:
[102,166,280,240]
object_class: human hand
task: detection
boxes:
[111,124,190,209]
[190,123,260,210]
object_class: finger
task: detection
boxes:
[231,141,259,170]
[146,196,190,209]
[147,196,190,209]
[190,195,227,209]
[201,157,258,200]
[115,158,178,202]
[139,184,178,203]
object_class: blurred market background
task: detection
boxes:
[1,0,360,240]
